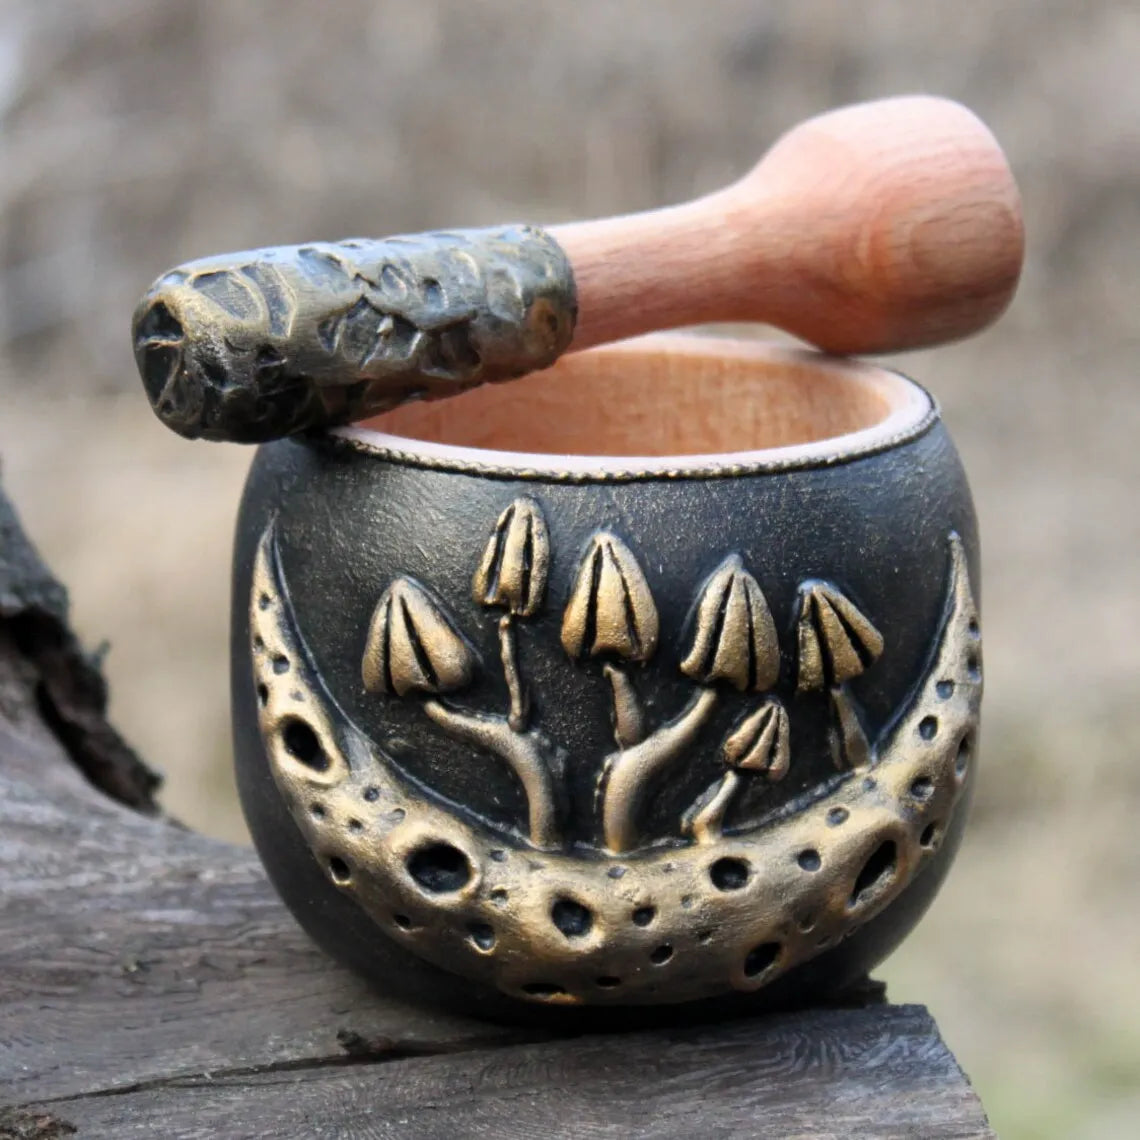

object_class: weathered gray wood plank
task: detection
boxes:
[0,703,533,1107]
[0,478,993,1137]
[24,1006,992,1140]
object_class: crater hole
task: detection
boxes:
[920,822,940,848]
[281,719,329,772]
[631,905,656,927]
[522,982,567,999]
[936,680,955,699]
[363,786,380,802]
[649,944,674,965]
[392,913,413,931]
[272,654,290,674]
[827,806,849,826]
[797,849,821,872]
[956,736,972,777]
[918,716,938,741]
[710,857,750,891]
[256,683,269,706]
[910,775,934,800]
[551,898,593,939]
[406,842,472,894]
[328,856,351,884]
[467,923,496,952]
[850,840,898,906]
[744,941,782,978]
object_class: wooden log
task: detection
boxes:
[0,478,993,1138]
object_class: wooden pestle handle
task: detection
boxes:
[553,95,1024,355]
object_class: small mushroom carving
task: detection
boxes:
[681,555,780,691]
[725,698,792,779]
[795,581,883,769]
[563,531,659,749]
[362,577,475,697]
[473,496,550,730]
[686,698,790,842]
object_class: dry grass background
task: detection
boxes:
[1,2,1138,1135]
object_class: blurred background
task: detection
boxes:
[1,2,1137,1135]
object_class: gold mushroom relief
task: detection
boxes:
[250,496,981,1006]
[796,581,885,771]
[472,496,550,732]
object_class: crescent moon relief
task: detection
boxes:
[249,511,981,1006]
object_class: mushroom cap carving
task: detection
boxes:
[680,554,779,691]
[561,531,659,663]
[796,581,884,691]
[362,577,476,697]
[723,698,791,780]
[472,496,550,618]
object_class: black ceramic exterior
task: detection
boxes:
[231,372,980,1025]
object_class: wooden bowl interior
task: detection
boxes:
[357,335,924,461]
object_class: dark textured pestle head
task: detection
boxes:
[131,225,577,443]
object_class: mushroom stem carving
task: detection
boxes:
[599,687,720,854]
[686,769,742,844]
[604,663,646,750]
[422,701,561,850]
[497,615,527,731]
